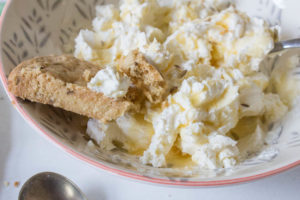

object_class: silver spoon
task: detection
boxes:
[19,172,87,200]
[270,38,300,53]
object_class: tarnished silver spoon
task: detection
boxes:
[18,172,87,200]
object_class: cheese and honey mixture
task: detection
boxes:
[74,0,290,169]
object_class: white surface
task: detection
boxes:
[0,84,300,200]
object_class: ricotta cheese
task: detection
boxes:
[78,0,296,170]
[88,66,132,99]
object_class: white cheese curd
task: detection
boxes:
[164,21,212,66]
[239,84,265,117]
[140,39,171,71]
[116,114,154,152]
[87,114,154,153]
[88,66,132,99]
[74,30,96,61]
[75,0,297,170]
[263,94,288,123]
[237,123,265,158]
[141,104,181,167]
[86,119,129,151]
[270,55,300,106]
[178,123,239,169]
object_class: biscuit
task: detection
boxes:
[119,50,167,104]
[8,55,136,123]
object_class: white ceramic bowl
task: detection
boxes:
[1,0,300,186]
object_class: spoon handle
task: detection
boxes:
[270,38,300,53]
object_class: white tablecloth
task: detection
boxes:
[1,83,300,199]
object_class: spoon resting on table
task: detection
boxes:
[18,172,87,200]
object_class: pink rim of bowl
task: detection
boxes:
[1,0,300,187]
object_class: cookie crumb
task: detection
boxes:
[3,181,9,187]
[14,181,20,187]
[82,69,92,82]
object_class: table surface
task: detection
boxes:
[1,81,300,200]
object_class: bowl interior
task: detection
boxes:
[1,0,300,185]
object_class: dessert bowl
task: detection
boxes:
[1,0,300,186]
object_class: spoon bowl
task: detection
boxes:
[19,172,87,200]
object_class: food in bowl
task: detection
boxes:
[7,0,299,171]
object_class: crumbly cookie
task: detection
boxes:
[119,50,167,104]
[8,55,136,123]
